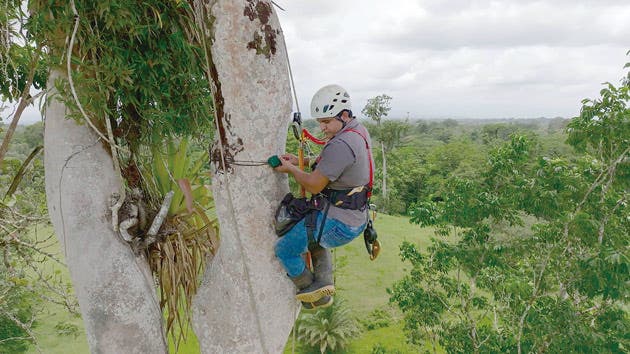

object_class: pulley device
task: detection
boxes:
[364,205,380,260]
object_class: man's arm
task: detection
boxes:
[280,153,310,166]
[275,157,328,194]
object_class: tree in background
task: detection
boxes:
[362,94,393,204]
[1,123,78,352]
[0,0,47,168]
[362,94,392,127]
[379,120,411,153]
[391,58,629,353]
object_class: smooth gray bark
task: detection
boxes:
[44,71,167,354]
[191,1,299,353]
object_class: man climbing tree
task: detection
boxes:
[273,84,375,310]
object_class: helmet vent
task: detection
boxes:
[333,98,338,102]
[343,92,349,97]
[336,92,341,95]
[323,104,329,112]
[341,99,347,103]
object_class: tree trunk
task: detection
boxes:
[44,70,167,354]
[191,1,298,353]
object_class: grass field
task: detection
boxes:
[24,226,89,354]
[24,213,434,353]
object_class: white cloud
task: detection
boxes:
[277,0,630,120]
[374,1,630,50]
[8,1,630,125]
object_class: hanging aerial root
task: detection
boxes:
[148,190,174,236]
[119,204,138,242]
[115,190,176,254]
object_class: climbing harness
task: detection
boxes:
[339,128,381,260]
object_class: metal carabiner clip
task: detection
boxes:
[363,219,380,260]
[291,112,302,141]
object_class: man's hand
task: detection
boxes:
[274,155,296,174]
[280,153,299,165]
[273,156,329,194]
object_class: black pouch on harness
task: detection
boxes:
[274,193,322,236]
[323,186,370,211]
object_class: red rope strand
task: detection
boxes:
[302,128,326,145]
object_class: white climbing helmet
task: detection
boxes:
[310,84,352,120]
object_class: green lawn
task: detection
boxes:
[25,213,433,353]
[335,213,433,315]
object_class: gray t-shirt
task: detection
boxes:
[314,119,374,226]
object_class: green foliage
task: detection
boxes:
[366,120,410,152]
[0,123,50,354]
[369,129,419,214]
[0,262,39,354]
[297,298,362,353]
[0,308,33,353]
[54,322,80,338]
[394,61,630,352]
[27,0,215,145]
[362,94,392,125]
[394,59,630,350]
[0,1,48,104]
[371,343,387,354]
[567,79,630,161]
[1,129,47,217]
[479,123,522,145]
[144,137,210,214]
[370,343,404,354]
[359,308,392,330]
[138,137,217,345]
[0,122,44,161]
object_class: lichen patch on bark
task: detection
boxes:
[243,0,278,60]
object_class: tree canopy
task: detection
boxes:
[362,94,392,125]
[391,59,630,353]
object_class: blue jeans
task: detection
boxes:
[274,211,366,277]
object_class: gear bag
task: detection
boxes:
[274,193,323,236]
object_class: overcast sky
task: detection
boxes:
[276,0,630,120]
[9,0,630,124]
